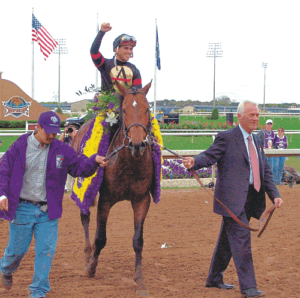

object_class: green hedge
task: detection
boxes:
[0,120,65,128]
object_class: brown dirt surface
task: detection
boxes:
[0,185,299,298]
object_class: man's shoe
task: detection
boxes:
[1,271,13,290]
[206,282,235,290]
[241,288,265,297]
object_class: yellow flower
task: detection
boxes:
[73,114,104,202]
[151,113,164,179]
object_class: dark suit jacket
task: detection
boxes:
[193,126,280,219]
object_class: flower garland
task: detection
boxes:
[71,112,111,214]
[71,91,164,213]
[151,113,164,178]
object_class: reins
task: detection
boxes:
[153,141,277,237]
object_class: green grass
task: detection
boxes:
[1,120,300,172]
[0,136,19,151]
[284,156,300,170]
[0,135,61,152]
[180,115,300,130]
[162,134,300,150]
[162,135,214,150]
[2,133,300,151]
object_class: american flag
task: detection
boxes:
[32,14,58,60]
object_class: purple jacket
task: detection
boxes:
[0,133,99,221]
[274,135,288,149]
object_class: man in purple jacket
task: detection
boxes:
[0,111,107,298]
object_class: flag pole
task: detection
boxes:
[153,18,157,117]
[95,13,99,89]
[32,7,34,99]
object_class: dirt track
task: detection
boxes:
[0,185,299,298]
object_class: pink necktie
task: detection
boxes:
[247,136,261,192]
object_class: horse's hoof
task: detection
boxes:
[136,289,149,296]
[86,269,96,278]
[85,264,96,278]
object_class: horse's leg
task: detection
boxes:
[86,200,111,278]
[80,210,92,266]
[131,196,150,295]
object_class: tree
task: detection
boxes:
[216,95,231,105]
[56,106,63,114]
[211,107,219,120]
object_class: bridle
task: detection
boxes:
[103,87,153,161]
[121,87,153,150]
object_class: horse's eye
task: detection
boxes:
[122,109,126,114]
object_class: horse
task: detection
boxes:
[72,81,155,295]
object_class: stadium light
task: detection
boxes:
[53,39,68,109]
[262,62,268,113]
[206,43,223,109]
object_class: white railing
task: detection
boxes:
[1,148,298,161]
[179,112,300,116]
[161,149,300,158]
[1,149,299,183]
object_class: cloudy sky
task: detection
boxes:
[1,0,300,105]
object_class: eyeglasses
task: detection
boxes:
[278,130,283,132]
[120,35,137,46]
[266,123,272,125]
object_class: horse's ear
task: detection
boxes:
[141,81,152,96]
[115,80,128,97]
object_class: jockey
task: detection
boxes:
[90,22,142,92]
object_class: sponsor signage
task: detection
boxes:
[2,96,32,118]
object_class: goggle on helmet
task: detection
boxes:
[113,34,137,51]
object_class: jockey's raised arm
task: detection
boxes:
[90,22,142,92]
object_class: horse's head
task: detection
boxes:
[116,81,152,158]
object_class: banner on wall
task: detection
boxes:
[2,96,32,118]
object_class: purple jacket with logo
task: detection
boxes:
[274,135,288,149]
[0,133,99,221]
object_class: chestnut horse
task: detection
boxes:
[72,81,154,295]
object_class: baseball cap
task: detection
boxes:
[266,119,273,124]
[38,111,61,134]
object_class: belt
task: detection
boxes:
[19,198,47,206]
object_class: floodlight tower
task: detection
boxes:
[206,43,223,109]
[53,39,68,108]
[262,62,268,113]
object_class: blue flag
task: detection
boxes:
[156,25,161,70]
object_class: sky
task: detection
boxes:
[1,0,300,106]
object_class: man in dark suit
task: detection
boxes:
[183,100,283,297]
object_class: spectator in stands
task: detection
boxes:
[257,119,276,182]
[273,127,288,185]
[0,138,2,147]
